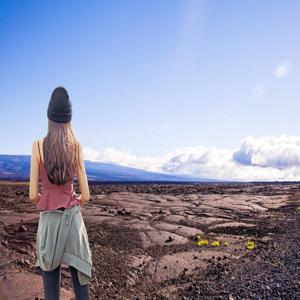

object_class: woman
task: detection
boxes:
[29,86,92,300]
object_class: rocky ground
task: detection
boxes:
[0,181,299,299]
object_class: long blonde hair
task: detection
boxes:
[43,119,82,185]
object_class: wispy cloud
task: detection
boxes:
[82,135,300,181]
[156,123,173,130]
[251,82,265,98]
[275,59,292,79]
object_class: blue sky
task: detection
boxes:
[1,0,300,180]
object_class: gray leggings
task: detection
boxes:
[41,264,90,300]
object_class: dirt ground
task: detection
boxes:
[0,181,299,299]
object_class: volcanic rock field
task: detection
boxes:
[0,182,299,299]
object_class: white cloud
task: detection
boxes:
[82,146,165,172]
[275,59,292,79]
[82,135,300,181]
[233,135,300,168]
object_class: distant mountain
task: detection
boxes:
[0,154,226,182]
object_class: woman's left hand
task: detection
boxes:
[32,193,42,204]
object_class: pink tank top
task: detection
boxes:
[36,140,81,211]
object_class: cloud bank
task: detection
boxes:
[82,135,300,181]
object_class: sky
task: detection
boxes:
[1,0,300,181]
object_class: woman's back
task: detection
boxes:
[36,138,81,211]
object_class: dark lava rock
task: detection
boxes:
[182,202,300,300]
[165,236,175,243]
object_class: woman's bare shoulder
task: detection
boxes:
[33,137,45,161]
[37,137,45,145]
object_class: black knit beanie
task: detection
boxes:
[47,87,72,123]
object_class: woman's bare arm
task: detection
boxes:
[76,143,90,205]
[29,141,41,203]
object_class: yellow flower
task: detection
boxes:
[196,239,208,246]
[224,241,229,246]
[246,241,255,250]
[296,206,300,211]
[211,241,220,247]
